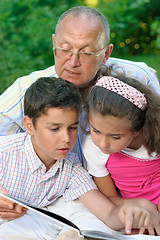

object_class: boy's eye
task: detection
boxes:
[69,126,78,130]
[92,128,100,134]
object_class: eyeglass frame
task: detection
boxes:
[53,46,107,63]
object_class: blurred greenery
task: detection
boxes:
[0,0,160,94]
[0,0,84,93]
[97,0,160,55]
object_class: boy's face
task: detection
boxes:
[24,107,79,171]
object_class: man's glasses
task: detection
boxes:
[53,47,106,64]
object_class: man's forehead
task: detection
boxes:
[55,14,105,48]
[58,14,103,33]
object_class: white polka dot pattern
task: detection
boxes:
[96,76,147,110]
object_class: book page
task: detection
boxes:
[0,194,159,240]
[0,193,80,232]
[122,235,160,239]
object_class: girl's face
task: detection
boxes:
[89,111,140,154]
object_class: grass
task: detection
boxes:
[112,52,160,80]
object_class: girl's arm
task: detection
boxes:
[94,174,119,198]
[78,189,151,235]
[82,135,160,234]
[94,175,160,235]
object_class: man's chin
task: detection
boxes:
[64,78,88,88]
[62,74,93,88]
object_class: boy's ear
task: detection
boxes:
[23,116,35,136]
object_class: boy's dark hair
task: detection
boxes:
[84,68,160,155]
[24,77,82,127]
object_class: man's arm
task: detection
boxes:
[106,57,160,95]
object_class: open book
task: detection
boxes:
[0,193,159,240]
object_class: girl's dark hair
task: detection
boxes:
[84,67,160,155]
[24,77,82,127]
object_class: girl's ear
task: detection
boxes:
[134,130,142,137]
[23,116,35,136]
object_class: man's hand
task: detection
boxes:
[0,186,27,220]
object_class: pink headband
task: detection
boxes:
[96,76,147,110]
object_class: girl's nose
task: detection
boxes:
[100,137,110,149]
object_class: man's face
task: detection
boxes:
[53,14,112,88]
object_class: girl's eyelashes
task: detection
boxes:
[112,136,121,140]
[91,127,122,140]
[50,128,59,131]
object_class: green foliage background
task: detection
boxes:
[97,0,160,55]
[0,0,160,94]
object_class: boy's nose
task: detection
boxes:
[62,130,70,143]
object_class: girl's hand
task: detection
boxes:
[133,198,160,235]
[139,205,160,235]
[0,186,27,220]
[118,201,151,235]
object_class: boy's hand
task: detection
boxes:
[0,186,27,220]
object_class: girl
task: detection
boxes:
[82,74,160,235]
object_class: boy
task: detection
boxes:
[0,77,151,239]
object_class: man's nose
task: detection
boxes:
[68,53,81,67]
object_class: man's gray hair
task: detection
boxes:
[55,6,110,46]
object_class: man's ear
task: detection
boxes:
[103,44,113,64]
[52,34,55,45]
[23,116,35,136]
